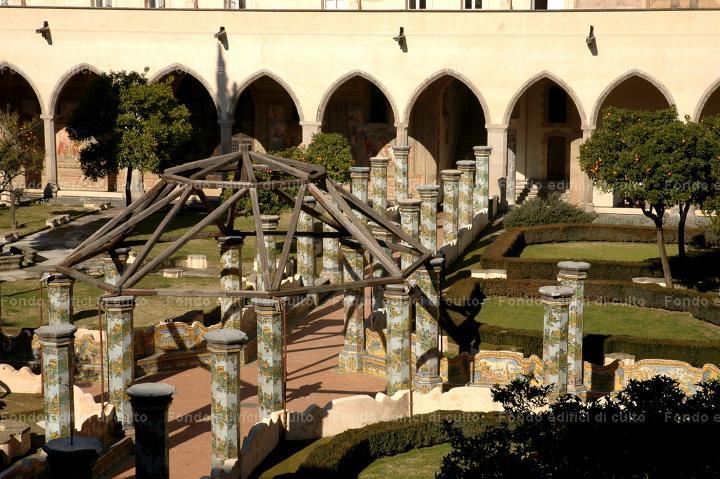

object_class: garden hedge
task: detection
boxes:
[296,411,500,478]
[443,276,720,367]
[480,223,714,280]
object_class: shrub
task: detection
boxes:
[304,132,354,184]
[438,375,720,478]
[297,411,500,478]
[503,195,597,228]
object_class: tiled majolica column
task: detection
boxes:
[127,382,175,479]
[370,156,389,215]
[205,329,248,472]
[256,215,279,291]
[473,146,492,213]
[417,184,440,254]
[297,196,317,287]
[385,283,411,396]
[102,257,119,286]
[350,166,371,223]
[540,285,573,398]
[253,298,284,419]
[398,198,421,270]
[36,324,76,441]
[392,146,410,201]
[46,273,74,325]
[322,198,342,285]
[456,160,476,227]
[102,295,135,430]
[218,237,244,328]
[368,222,393,330]
[558,261,591,396]
[339,243,366,372]
[413,257,443,393]
[441,169,462,244]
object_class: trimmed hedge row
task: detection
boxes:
[444,276,720,367]
[480,223,712,280]
[475,323,720,368]
[296,411,500,478]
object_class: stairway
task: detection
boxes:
[452,106,488,165]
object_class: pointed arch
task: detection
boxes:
[48,63,101,116]
[693,78,720,121]
[590,69,675,127]
[503,71,587,128]
[316,70,399,124]
[149,63,219,112]
[403,69,491,125]
[0,61,45,115]
[228,69,305,122]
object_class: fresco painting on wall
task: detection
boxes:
[356,123,395,165]
[267,104,287,152]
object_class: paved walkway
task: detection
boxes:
[0,208,115,281]
[95,295,386,479]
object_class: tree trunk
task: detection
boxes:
[8,190,17,231]
[124,167,132,207]
[677,202,691,261]
[656,220,674,289]
[130,169,144,204]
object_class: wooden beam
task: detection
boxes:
[54,265,115,294]
[249,186,273,292]
[194,188,228,235]
[124,188,248,288]
[270,275,404,297]
[190,153,239,180]
[333,181,431,255]
[60,185,184,267]
[271,184,306,291]
[121,288,269,298]
[164,151,240,174]
[249,152,310,180]
[117,185,196,286]
[275,188,343,231]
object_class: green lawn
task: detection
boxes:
[0,275,224,330]
[251,438,330,479]
[0,204,90,237]
[519,241,684,262]
[359,443,451,479]
[476,298,720,342]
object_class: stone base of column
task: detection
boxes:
[320,269,342,285]
[43,436,102,479]
[413,376,443,394]
[567,384,587,399]
[338,350,363,373]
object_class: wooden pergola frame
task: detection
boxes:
[54,149,435,298]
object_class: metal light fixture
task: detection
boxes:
[585,25,595,47]
[214,26,227,42]
[393,27,407,52]
[36,21,51,44]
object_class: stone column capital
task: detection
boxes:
[260,215,280,230]
[391,145,411,154]
[302,195,317,206]
[349,166,371,179]
[252,297,279,313]
[36,324,76,345]
[45,273,74,286]
[416,184,441,200]
[539,285,574,305]
[217,118,234,127]
[369,156,390,168]
[473,145,493,156]
[456,160,476,173]
[127,382,175,409]
[101,295,135,312]
[440,169,462,181]
[558,261,591,280]
[299,120,322,128]
[384,282,410,299]
[217,235,245,249]
[205,329,248,352]
[40,113,54,121]
[397,197,421,213]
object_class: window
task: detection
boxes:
[94,0,112,6]
[1,0,9,5]
[548,86,567,124]
[408,0,427,9]
[227,0,245,8]
[325,0,347,8]
[147,0,165,7]
[464,0,482,9]
[533,0,547,9]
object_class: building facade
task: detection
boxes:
[2,4,720,207]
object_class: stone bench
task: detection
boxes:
[0,232,18,245]
[83,202,111,211]
[0,420,31,466]
[45,214,71,228]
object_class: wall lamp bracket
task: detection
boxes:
[36,21,51,44]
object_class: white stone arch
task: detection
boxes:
[693,78,720,121]
[227,69,305,122]
[502,70,588,128]
[403,69,491,126]
[315,70,400,124]
[48,63,101,116]
[590,69,675,128]
[149,63,220,113]
[0,61,46,115]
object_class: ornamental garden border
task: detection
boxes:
[479,223,714,280]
